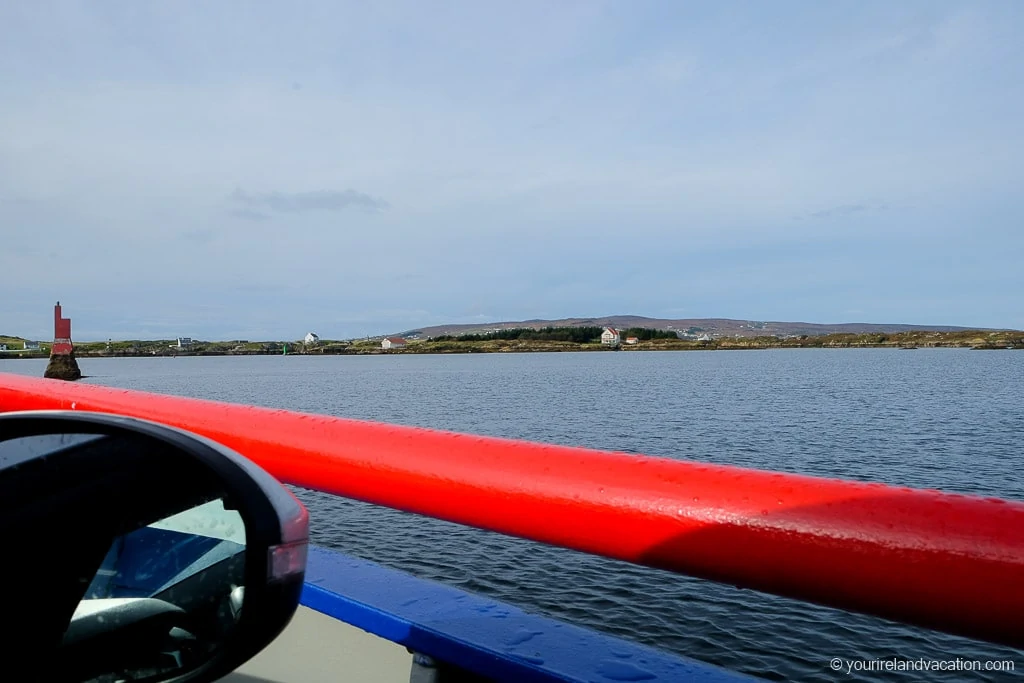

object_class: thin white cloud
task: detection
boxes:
[231,188,389,213]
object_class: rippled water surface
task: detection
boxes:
[3,350,1022,681]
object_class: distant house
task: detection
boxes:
[382,337,407,350]
[600,327,621,346]
[625,337,639,345]
[697,333,712,342]
[175,337,193,349]
[304,332,320,345]
[0,344,7,352]
[23,341,41,350]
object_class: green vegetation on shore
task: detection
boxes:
[0,336,48,357]
[434,326,679,343]
[2,327,1021,360]
[380,328,1023,353]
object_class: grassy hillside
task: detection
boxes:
[0,336,48,356]
[375,329,1024,353]
[400,316,997,340]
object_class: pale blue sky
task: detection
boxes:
[2,1,1021,340]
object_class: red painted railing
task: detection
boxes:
[1,372,1022,649]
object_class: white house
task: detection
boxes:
[625,337,639,345]
[24,341,40,350]
[697,333,712,342]
[382,337,407,350]
[175,337,193,349]
[600,327,621,346]
[0,344,7,351]
[304,332,320,345]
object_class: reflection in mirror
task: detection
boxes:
[0,433,106,469]
[63,499,247,682]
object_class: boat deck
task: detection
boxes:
[222,605,412,683]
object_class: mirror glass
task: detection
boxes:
[65,499,247,682]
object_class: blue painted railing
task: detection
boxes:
[301,545,758,682]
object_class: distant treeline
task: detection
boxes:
[432,326,679,343]
[620,327,680,341]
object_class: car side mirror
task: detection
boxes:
[0,411,309,683]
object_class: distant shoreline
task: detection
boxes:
[1,329,1021,359]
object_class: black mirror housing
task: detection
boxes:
[0,411,309,682]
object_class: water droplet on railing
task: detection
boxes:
[597,661,656,681]
[507,628,543,646]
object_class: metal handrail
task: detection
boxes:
[1,372,1022,649]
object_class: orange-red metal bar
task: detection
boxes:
[1,372,1022,649]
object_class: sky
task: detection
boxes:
[1,1,1022,340]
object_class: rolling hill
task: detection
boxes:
[396,316,994,339]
